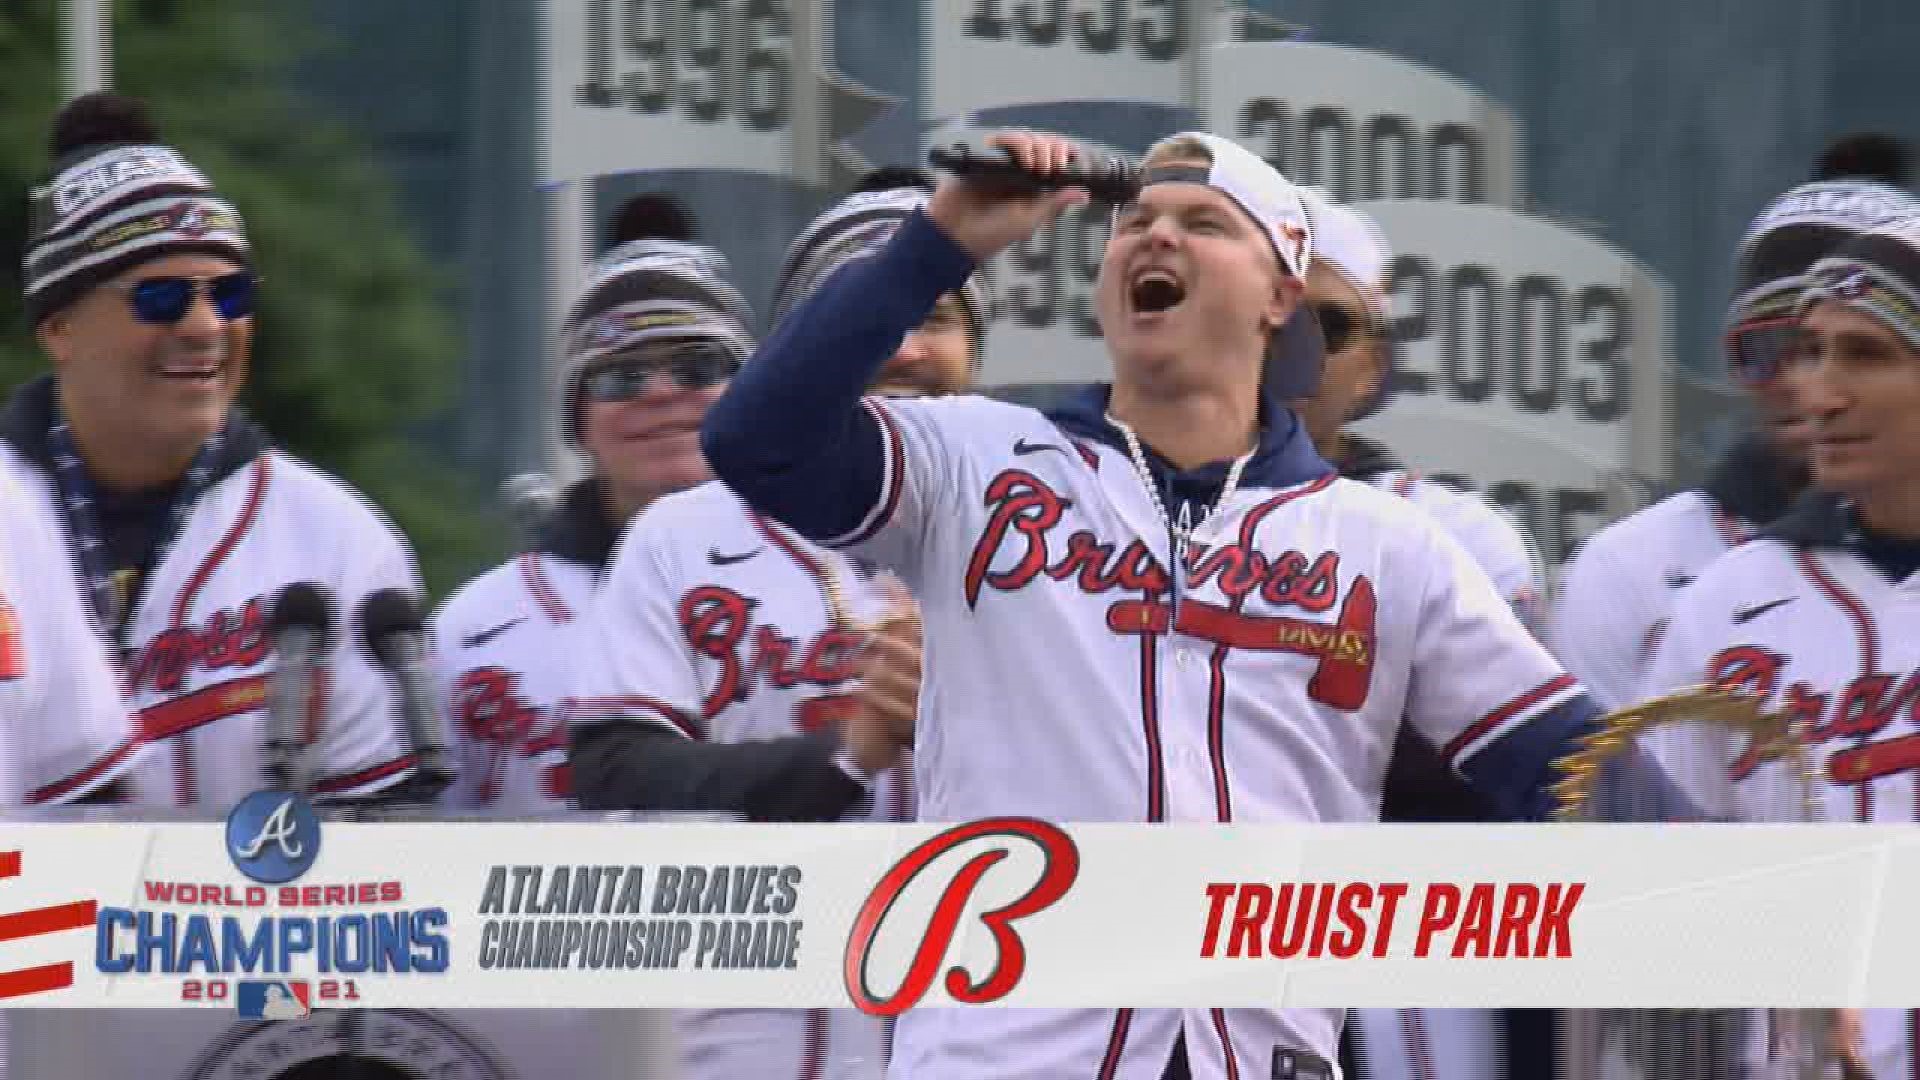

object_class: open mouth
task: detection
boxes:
[151,358,222,382]
[1129,268,1186,314]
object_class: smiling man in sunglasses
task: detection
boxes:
[1551,136,1920,711]
[2,93,427,809]
[431,194,754,813]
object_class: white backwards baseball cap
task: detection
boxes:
[1142,131,1315,280]
[1298,187,1392,313]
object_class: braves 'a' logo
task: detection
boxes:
[124,595,270,695]
[962,470,1377,709]
[679,585,866,718]
[1705,647,1920,784]
[453,666,567,801]
[843,818,1079,1016]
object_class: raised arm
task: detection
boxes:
[700,211,974,542]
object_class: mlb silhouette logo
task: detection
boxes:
[236,980,310,1020]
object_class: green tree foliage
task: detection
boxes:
[0,0,507,599]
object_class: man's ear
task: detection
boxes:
[1265,272,1305,332]
[35,315,70,367]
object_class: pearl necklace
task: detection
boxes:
[1105,413,1254,567]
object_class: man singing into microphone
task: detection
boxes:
[700,131,1605,1079]
[2,93,425,809]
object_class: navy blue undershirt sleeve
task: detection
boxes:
[701,210,978,542]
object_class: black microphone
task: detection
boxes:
[267,582,335,794]
[927,137,1143,204]
[358,588,455,797]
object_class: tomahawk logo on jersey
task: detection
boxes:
[0,424,422,809]
[432,550,588,813]
[0,466,145,803]
[568,478,904,1080]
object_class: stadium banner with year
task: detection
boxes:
[3,806,1918,1011]
[1350,200,1672,569]
[1201,41,1527,207]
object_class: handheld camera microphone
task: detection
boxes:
[926,136,1144,204]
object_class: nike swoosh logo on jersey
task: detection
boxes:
[1732,597,1796,624]
[708,547,763,566]
[1013,438,1069,456]
[462,617,527,648]
[1664,570,1695,589]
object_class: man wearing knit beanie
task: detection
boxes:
[1552,136,1920,712]
[1635,216,1920,1080]
[773,173,992,397]
[433,193,753,814]
[567,168,988,1080]
[2,92,427,808]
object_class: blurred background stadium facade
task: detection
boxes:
[6,0,1918,596]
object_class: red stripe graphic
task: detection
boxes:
[0,852,96,998]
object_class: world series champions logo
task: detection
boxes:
[842,818,1080,1017]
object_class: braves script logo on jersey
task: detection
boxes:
[125,595,269,695]
[1708,646,1920,783]
[453,666,569,801]
[963,470,1378,708]
[679,585,866,719]
[843,818,1079,1017]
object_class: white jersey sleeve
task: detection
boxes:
[568,500,706,738]
[1386,474,1546,633]
[1405,520,1582,782]
[0,467,144,804]
[818,395,981,580]
[306,505,427,799]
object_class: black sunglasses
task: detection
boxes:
[116,271,258,325]
[1313,302,1386,354]
[581,343,742,402]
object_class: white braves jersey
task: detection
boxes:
[572,479,908,1080]
[1551,490,1755,709]
[0,445,422,810]
[432,551,594,814]
[1354,471,1540,1080]
[0,464,144,804]
[1643,536,1920,1075]
[1368,470,1545,634]
[825,395,1576,1080]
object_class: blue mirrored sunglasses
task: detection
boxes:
[118,271,258,325]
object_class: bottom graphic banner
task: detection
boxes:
[1,796,1917,1011]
